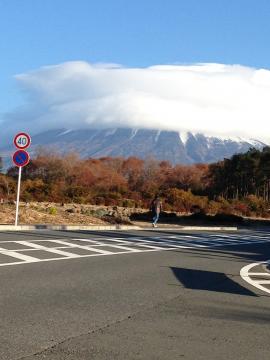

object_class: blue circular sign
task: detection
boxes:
[13,150,30,167]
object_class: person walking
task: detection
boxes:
[150,195,162,228]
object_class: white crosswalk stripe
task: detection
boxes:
[0,245,40,263]
[0,231,269,268]
[16,241,81,258]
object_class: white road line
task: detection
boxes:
[206,237,248,243]
[73,237,130,243]
[6,246,78,252]
[248,273,270,276]
[153,236,250,246]
[167,242,207,248]
[128,243,169,250]
[92,237,168,250]
[46,240,113,254]
[126,237,182,247]
[0,248,161,268]
[88,235,265,249]
[72,238,104,244]
[83,234,270,252]
[16,241,81,258]
[95,244,140,252]
[0,247,39,262]
[71,238,142,252]
[240,262,270,295]
[0,260,30,267]
[171,235,202,239]
[211,241,250,247]
[130,239,193,249]
[0,232,270,269]
[253,280,270,284]
[0,238,76,244]
[214,240,269,247]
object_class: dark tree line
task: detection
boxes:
[208,147,270,201]
[1,148,270,218]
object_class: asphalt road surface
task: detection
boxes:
[0,228,270,360]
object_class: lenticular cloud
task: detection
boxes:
[3,61,270,142]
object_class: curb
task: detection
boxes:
[0,224,237,232]
[139,226,238,231]
[0,225,142,232]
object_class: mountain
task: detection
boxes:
[1,128,267,166]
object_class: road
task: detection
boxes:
[0,228,270,360]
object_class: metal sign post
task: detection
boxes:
[13,133,31,227]
[15,167,22,227]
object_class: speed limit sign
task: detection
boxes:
[14,132,31,149]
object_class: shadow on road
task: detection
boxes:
[170,267,257,297]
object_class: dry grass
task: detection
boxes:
[0,203,109,225]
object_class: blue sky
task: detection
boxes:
[1,0,270,134]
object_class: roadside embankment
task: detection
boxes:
[0,202,145,226]
[1,201,269,230]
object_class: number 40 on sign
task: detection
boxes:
[14,132,31,149]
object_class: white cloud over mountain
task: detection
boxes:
[2,61,270,142]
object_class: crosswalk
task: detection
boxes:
[0,231,269,268]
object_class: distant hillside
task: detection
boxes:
[1,128,267,166]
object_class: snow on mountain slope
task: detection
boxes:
[1,128,267,166]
